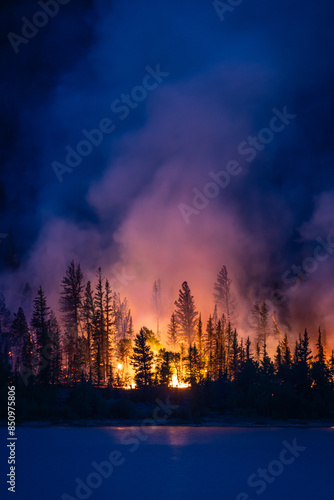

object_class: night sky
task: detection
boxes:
[1,0,334,341]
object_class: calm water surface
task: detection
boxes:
[1,426,333,500]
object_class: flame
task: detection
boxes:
[170,374,190,388]
[117,363,123,370]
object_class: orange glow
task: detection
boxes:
[170,374,190,388]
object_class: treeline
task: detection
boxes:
[1,262,334,413]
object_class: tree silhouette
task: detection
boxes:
[174,281,198,346]
[213,266,236,321]
[31,287,51,385]
[131,328,154,387]
[167,312,178,351]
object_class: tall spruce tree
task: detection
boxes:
[196,314,205,377]
[83,281,95,378]
[252,300,269,359]
[60,261,84,341]
[49,310,62,385]
[11,307,31,381]
[60,261,84,381]
[206,315,214,379]
[31,287,51,385]
[174,281,198,346]
[93,268,105,385]
[131,328,154,387]
[312,327,328,392]
[229,329,240,379]
[152,279,162,339]
[167,312,178,351]
[213,266,236,321]
[105,279,114,384]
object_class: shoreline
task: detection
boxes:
[2,418,334,428]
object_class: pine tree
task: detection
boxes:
[126,312,134,339]
[275,344,282,371]
[276,334,292,383]
[205,315,214,379]
[300,329,313,365]
[229,329,240,380]
[293,329,312,394]
[11,307,31,381]
[329,350,334,386]
[245,336,252,361]
[212,304,218,329]
[49,311,62,385]
[315,327,325,364]
[60,261,84,342]
[174,281,198,346]
[252,300,269,359]
[281,333,292,368]
[213,266,236,321]
[213,319,225,379]
[239,338,245,366]
[261,341,274,377]
[167,312,178,351]
[186,344,201,385]
[225,320,233,373]
[131,328,154,387]
[105,279,115,384]
[152,279,162,339]
[157,348,173,386]
[196,314,205,378]
[117,338,133,386]
[60,261,84,381]
[312,327,329,392]
[31,287,51,385]
[83,281,95,379]
[93,268,105,385]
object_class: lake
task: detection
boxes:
[1,426,333,500]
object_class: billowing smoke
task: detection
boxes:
[2,0,334,347]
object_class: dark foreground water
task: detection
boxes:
[1,426,333,500]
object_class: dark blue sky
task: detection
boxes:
[1,0,334,335]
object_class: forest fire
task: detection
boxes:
[2,262,334,395]
[170,374,190,388]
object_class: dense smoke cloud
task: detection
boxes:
[1,0,334,344]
